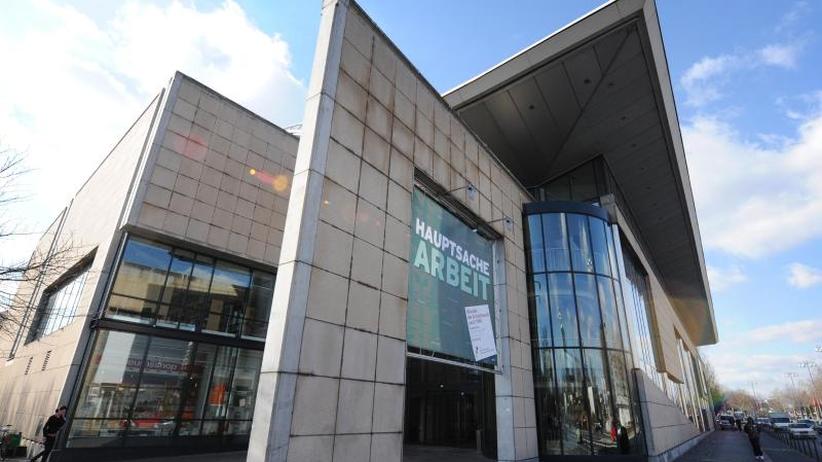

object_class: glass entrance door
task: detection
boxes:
[404,357,497,460]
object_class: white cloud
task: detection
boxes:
[787,263,822,288]
[683,111,822,257]
[703,349,813,394]
[758,43,801,68]
[747,319,822,343]
[680,43,803,107]
[0,0,305,265]
[775,1,810,33]
[707,264,747,291]
[681,55,736,107]
[703,318,821,392]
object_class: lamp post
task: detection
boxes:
[786,372,800,416]
[799,361,821,419]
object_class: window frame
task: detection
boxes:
[101,235,275,341]
[27,258,93,343]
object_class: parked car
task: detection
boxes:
[770,414,791,432]
[813,421,822,435]
[718,415,736,431]
[755,417,770,428]
[788,422,817,439]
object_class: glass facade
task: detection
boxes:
[68,330,262,447]
[620,246,666,391]
[67,235,272,450]
[105,237,274,339]
[526,208,642,456]
[28,265,90,341]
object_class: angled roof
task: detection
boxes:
[443,0,717,346]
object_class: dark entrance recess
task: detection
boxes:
[404,357,497,461]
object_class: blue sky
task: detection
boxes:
[2,0,821,395]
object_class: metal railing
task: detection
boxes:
[765,427,821,461]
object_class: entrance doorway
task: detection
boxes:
[403,357,497,461]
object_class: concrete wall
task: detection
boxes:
[0,72,299,445]
[607,198,708,457]
[128,73,298,267]
[0,93,163,440]
[247,1,537,461]
[634,372,700,460]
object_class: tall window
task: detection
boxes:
[526,210,641,456]
[28,265,90,342]
[621,247,664,390]
[106,237,274,339]
[68,330,263,447]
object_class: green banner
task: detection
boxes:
[407,188,496,365]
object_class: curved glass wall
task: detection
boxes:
[525,205,642,456]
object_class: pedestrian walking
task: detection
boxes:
[30,406,67,462]
[744,417,764,461]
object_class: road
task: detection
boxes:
[679,429,819,462]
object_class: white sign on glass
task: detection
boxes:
[465,304,497,361]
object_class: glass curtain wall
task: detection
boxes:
[66,235,274,450]
[620,246,666,391]
[68,330,262,447]
[28,265,90,341]
[105,237,274,339]
[526,208,642,456]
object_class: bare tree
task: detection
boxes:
[0,143,73,347]
[725,389,758,413]
[700,356,726,413]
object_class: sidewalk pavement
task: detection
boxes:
[678,429,816,462]
[1,450,247,462]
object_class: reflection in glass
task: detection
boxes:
[574,274,602,348]
[583,349,615,454]
[129,337,192,437]
[597,277,622,350]
[74,331,147,420]
[589,217,611,276]
[107,295,155,324]
[112,238,172,301]
[527,215,545,273]
[548,274,578,348]
[555,349,589,455]
[605,224,619,279]
[68,331,261,447]
[205,262,250,335]
[534,350,561,455]
[524,209,646,458]
[106,237,274,338]
[568,215,594,273]
[226,349,262,422]
[531,275,551,347]
[244,273,274,338]
[543,214,570,271]
[204,347,237,421]
[608,350,638,451]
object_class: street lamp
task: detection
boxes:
[786,372,800,416]
[799,361,821,419]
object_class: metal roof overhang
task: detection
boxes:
[443,0,718,346]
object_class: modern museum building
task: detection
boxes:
[0,0,719,461]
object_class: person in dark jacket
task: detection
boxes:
[617,423,631,455]
[744,417,764,460]
[30,406,67,462]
